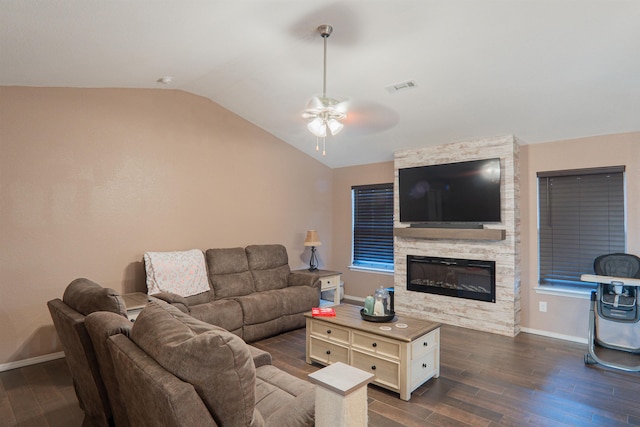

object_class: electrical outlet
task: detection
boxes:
[539,301,548,312]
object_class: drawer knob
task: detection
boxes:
[423,342,428,347]
[372,342,377,348]
[326,350,331,355]
[422,363,427,368]
[371,365,376,370]
[327,330,331,334]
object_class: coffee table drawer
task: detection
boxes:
[411,329,439,359]
[410,348,437,389]
[309,337,349,365]
[351,350,400,390]
[352,331,400,360]
[310,320,350,344]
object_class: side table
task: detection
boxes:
[308,362,374,427]
[293,269,342,306]
[121,292,149,321]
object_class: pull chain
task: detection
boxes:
[315,136,327,156]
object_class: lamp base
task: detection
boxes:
[308,246,319,271]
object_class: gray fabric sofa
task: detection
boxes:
[86,300,315,427]
[48,245,319,425]
[151,244,320,343]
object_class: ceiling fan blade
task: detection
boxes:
[341,101,400,136]
[334,99,349,114]
[306,96,324,110]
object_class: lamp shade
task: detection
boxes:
[304,230,322,247]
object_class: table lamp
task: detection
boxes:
[304,230,321,271]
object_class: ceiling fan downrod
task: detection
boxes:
[317,24,332,98]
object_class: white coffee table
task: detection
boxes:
[305,304,441,401]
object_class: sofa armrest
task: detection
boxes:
[247,345,272,368]
[288,272,321,290]
[149,292,190,314]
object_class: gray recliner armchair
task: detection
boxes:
[47,278,130,427]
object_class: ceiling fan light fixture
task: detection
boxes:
[302,24,346,156]
[308,117,327,137]
[327,118,343,135]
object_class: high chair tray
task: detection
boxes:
[581,274,640,286]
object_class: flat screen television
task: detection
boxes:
[398,158,501,224]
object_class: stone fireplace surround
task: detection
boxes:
[393,135,521,337]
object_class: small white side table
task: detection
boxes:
[308,362,374,427]
[294,269,342,306]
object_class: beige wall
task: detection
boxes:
[520,132,640,339]
[331,162,395,298]
[0,87,332,364]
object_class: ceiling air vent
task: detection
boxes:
[385,80,418,94]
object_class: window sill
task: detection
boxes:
[533,285,592,300]
[348,265,394,275]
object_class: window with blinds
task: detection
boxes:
[538,166,625,289]
[351,183,394,272]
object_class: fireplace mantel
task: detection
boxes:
[394,227,506,241]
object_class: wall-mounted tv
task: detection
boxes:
[398,158,501,224]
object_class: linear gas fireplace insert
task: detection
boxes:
[407,255,496,303]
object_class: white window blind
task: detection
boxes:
[538,167,625,288]
[352,183,394,271]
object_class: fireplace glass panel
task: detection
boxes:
[407,255,496,303]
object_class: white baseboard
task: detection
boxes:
[343,294,364,303]
[0,351,65,373]
[520,327,587,344]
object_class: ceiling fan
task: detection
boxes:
[302,24,348,156]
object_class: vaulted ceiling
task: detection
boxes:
[2,1,638,167]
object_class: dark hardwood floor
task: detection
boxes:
[0,357,83,426]
[2,323,639,426]
[254,326,640,427]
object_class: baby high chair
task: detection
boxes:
[582,253,640,371]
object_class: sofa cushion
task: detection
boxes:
[246,245,291,291]
[107,334,217,427]
[278,286,320,316]
[255,365,315,427]
[189,299,244,336]
[63,278,127,317]
[206,247,255,299]
[184,290,213,306]
[144,249,210,297]
[235,290,285,326]
[131,300,261,427]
